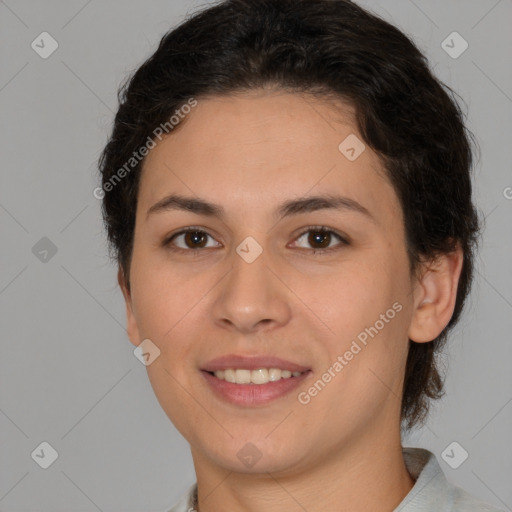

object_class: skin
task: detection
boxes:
[119,88,463,512]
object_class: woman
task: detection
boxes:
[98,0,503,510]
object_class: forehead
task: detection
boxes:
[137,90,400,224]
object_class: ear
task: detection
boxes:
[118,268,142,347]
[408,244,464,343]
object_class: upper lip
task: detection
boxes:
[201,354,310,373]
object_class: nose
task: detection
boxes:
[211,245,292,334]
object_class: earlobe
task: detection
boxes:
[118,268,141,347]
[408,245,464,343]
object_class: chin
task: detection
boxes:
[195,434,309,475]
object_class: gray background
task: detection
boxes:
[1,0,511,511]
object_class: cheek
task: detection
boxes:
[291,252,404,334]
[128,249,224,379]
[128,256,208,432]
[312,252,411,384]
[129,247,200,337]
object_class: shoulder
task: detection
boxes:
[450,484,506,512]
[399,447,505,512]
[165,483,197,512]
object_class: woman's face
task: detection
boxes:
[122,89,419,474]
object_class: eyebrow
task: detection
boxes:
[146,193,375,223]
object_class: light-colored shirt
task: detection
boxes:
[166,447,505,511]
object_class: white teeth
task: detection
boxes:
[224,369,235,383]
[235,369,251,384]
[212,368,304,384]
[251,368,268,384]
[268,368,281,382]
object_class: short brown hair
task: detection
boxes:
[98,0,481,432]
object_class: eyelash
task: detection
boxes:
[162,225,349,255]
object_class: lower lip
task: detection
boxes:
[201,370,311,406]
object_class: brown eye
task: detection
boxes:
[293,227,348,253]
[307,230,332,249]
[183,230,208,248]
[166,229,220,251]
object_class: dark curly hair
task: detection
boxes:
[97,0,481,432]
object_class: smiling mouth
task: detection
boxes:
[205,368,308,385]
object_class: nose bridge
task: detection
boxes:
[212,237,290,332]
